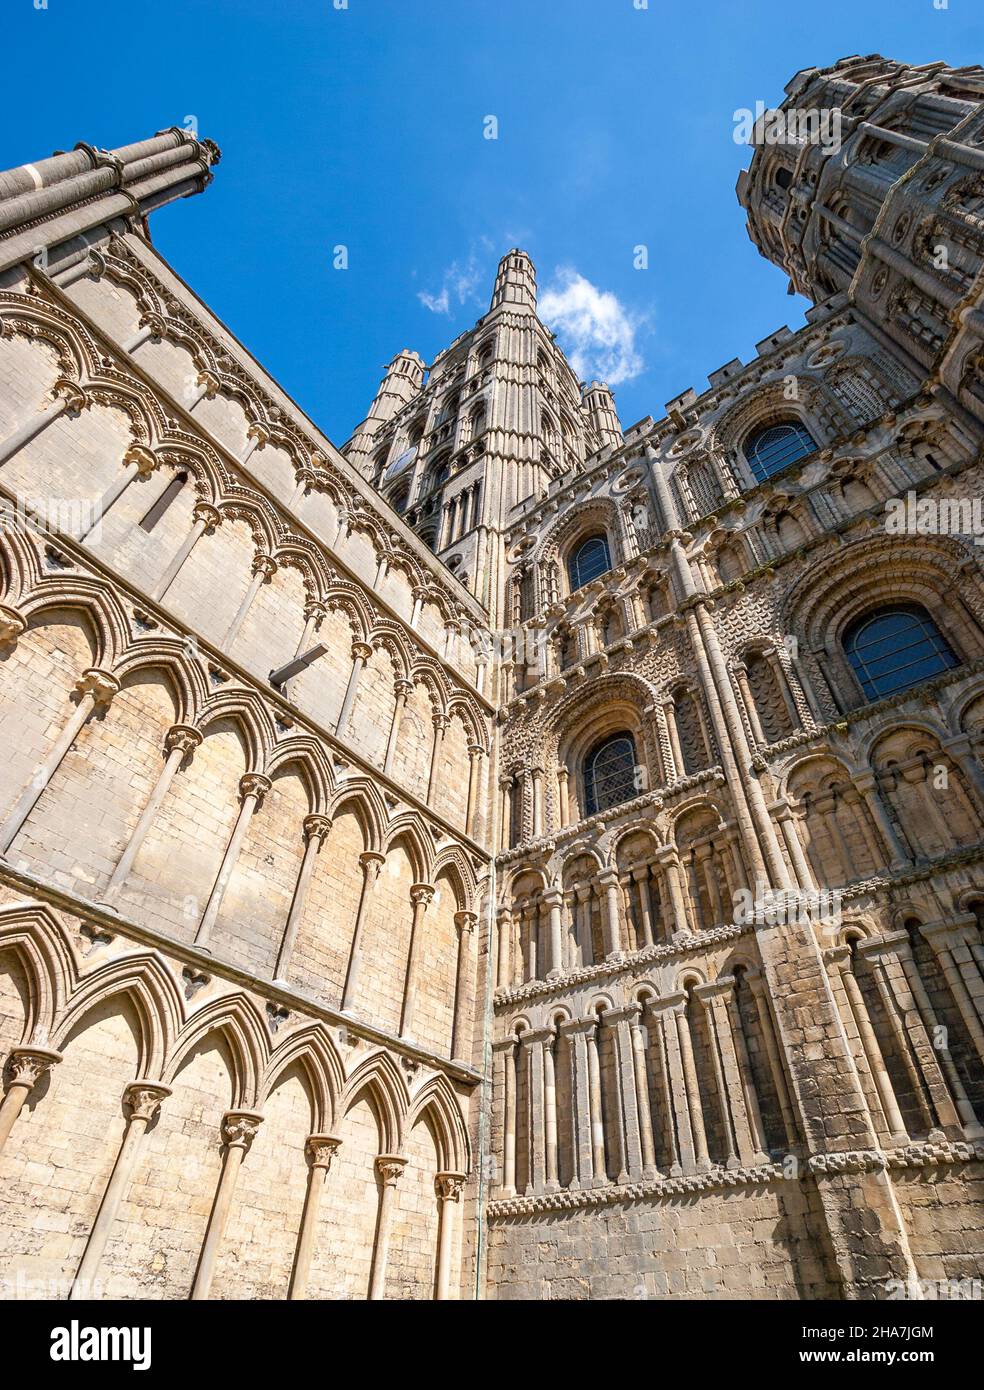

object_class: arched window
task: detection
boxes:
[584,732,638,816]
[428,452,451,490]
[388,482,410,515]
[843,604,958,702]
[744,420,817,483]
[567,533,611,591]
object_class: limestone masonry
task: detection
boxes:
[2,53,984,1300]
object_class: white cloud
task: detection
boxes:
[539,267,645,386]
[417,252,486,316]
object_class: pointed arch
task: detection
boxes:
[329,777,387,852]
[52,951,185,1079]
[164,993,270,1107]
[0,901,77,1044]
[260,1022,346,1133]
[337,1050,411,1155]
[406,1073,471,1173]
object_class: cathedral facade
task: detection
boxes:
[2,52,984,1300]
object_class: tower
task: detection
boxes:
[737,54,984,423]
[343,249,622,624]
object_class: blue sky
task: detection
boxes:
[4,0,982,443]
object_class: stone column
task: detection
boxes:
[542,887,565,979]
[585,1018,607,1183]
[920,921,984,1065]
[336,641,373,739]
[520,1029,548,1193]
[369,1156,407,1300]
[79,444,158,541]
[556,765,570,828]
[646,996,688,1174]
[195,773,271,950]
[557,1019,593,1188]
[825,947,907,1144]
[0,668,120,857]
[851,773,910,870]
[662,696,685,780]
[597,871,622,958]
[498,776,513,853]
[655,847,692,939]
[288,1134,341,1300]
[542,1029,560,1192]
[734,662,766,745]
[222,553,277,647]
[188,369,220,412]
[631,865,655,947]
[101,724,202,907]
[776,802,817,891]
[572,882,594,966]
[495,906,512,990]
[341,851,386,1010]
[630,1007,659,1179]
[0,377,86,468]
[531,768,544,838]
[451,911,477,1061]
[427,714,450,799]
[289,467,318,511]
[498,1039,518,1196]
[709,978,769,1165]
[876,928,984,1137]
[675,995,711,1170]
[151,501,221,603]
[383,679,412,776]
[273,815,332,983]
[0,1046,62,1152]
[295,600,326,657]
[465,744,484,837]
[239,422,269,467]
[744,968,798,1148]
[434,1172,467,1299]
[399,883,436,1038]
[191,1111,263,1300]
[121,313,165,355]
[603,1006,643,1183]
[70,1081,170,1298]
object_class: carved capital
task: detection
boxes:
[0,605,26,647]
[192,501,221,531]
[454,910,478,934]
[195,370,220,398]
[164,723,203,758]
[138,312,166,340]
[302,814,332,845]
[306,1133,342,1170]
[52,377,87,413]
[351,641,373,663]
[359,850,386,881]
[239,772,272,804]
[221,1110,263,1149]
[375,1154,407,1186]
[76,668,121,707]
[123,1080,171,1123]
[123,445,158,477]
[246,422,270,449]
[435,1171,467,1202]
[4,1045,62,1091]
[410,883,435,908]
[251,552,277,580]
